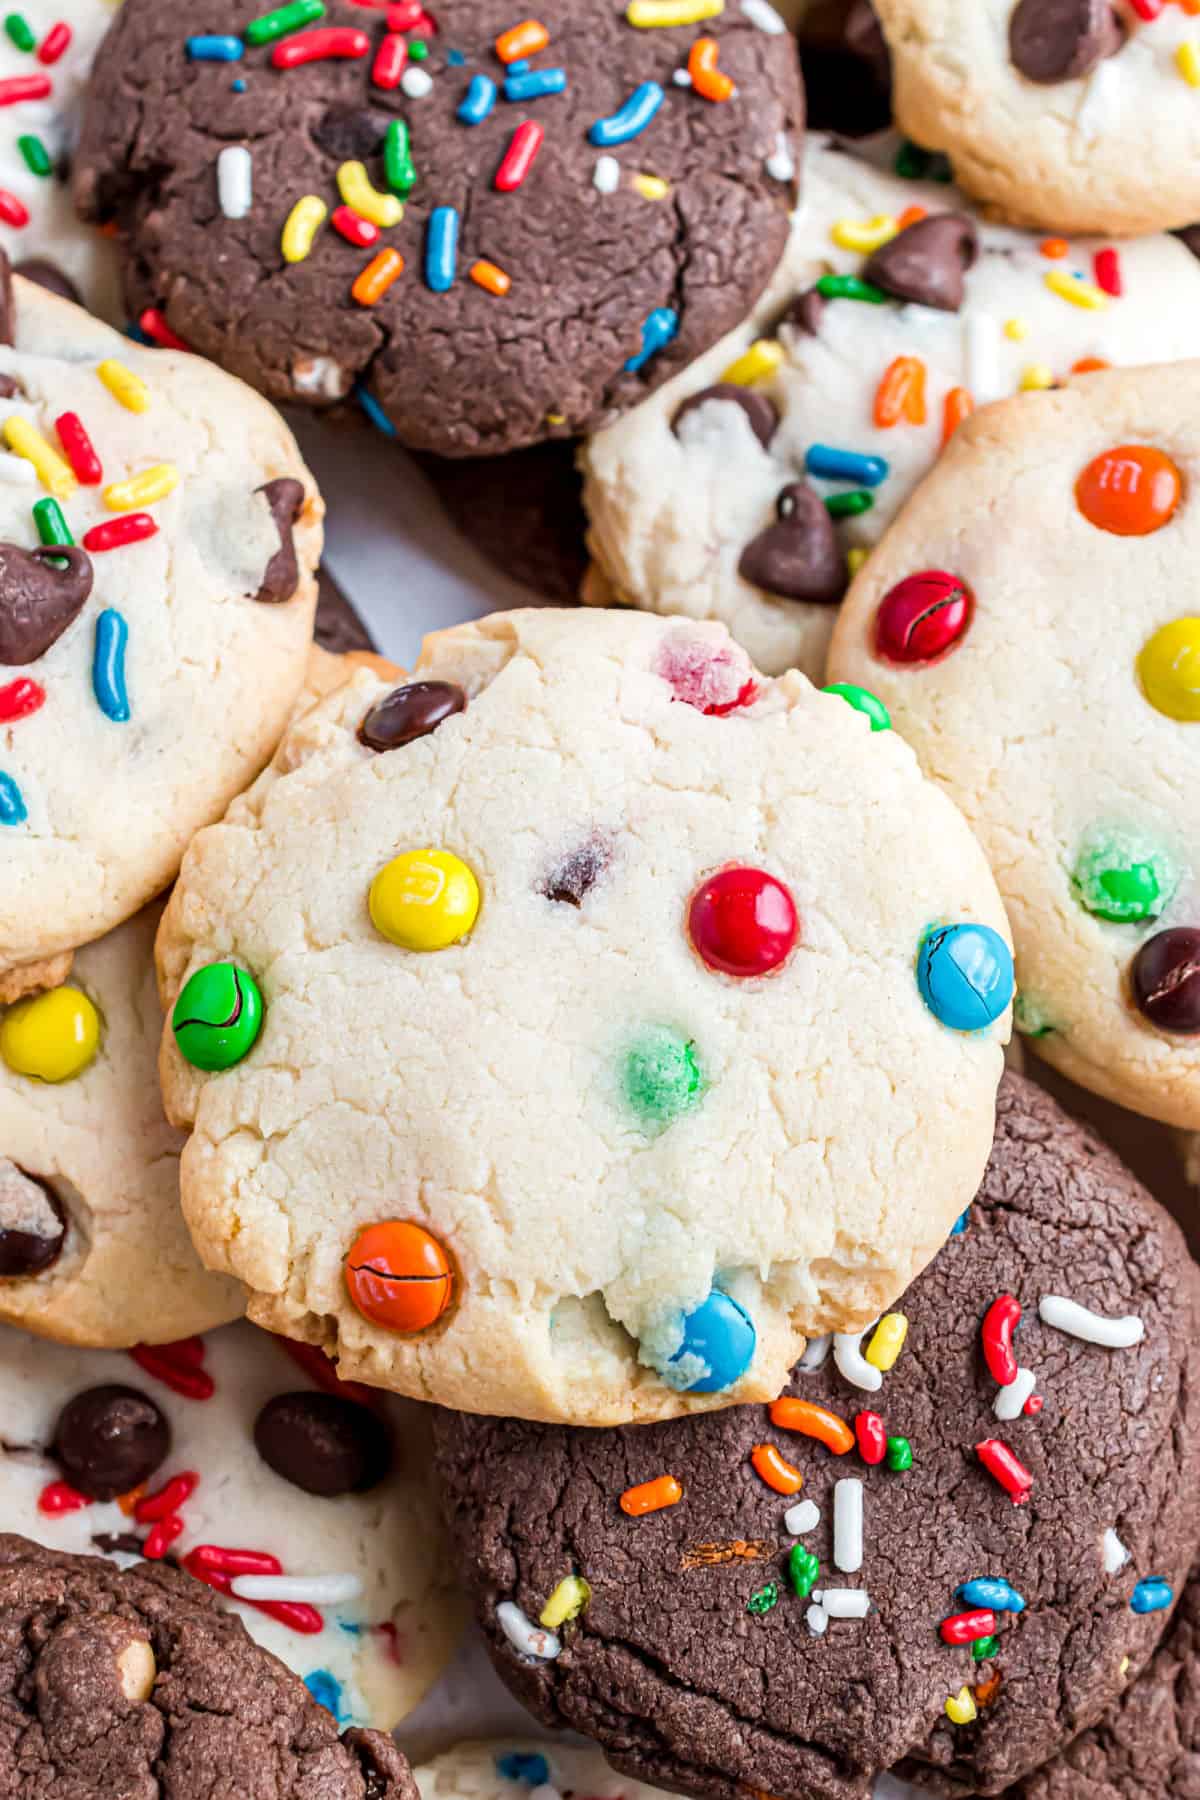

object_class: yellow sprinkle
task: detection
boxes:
[281,195,328,265]
[3,416,75,499]
[337,161,404,230]
[626,0,723,24]
[1019,363,1054,391]
[103,463,179,512]
[1044,269,1108,311]
[831,214,897,254]
[546,412,566,425]
[720,339,783,387]
[540,1575,591,1629]
[945,1687,978,1726]
[847,547,869,577]
[632,173,671,200]
[1003,317,1029,341]
[1177,39,1200,85]
[865,1312,908,1372]
[1119,1656,1131,1678]
[97,359,151,414]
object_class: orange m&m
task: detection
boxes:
[344,1220,453,1333]
[1075,445,1182,537]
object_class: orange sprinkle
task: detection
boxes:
[974,1673,1002,1708]
[117,1483,147,1518]
[942,385,974,447]
[1178,0,1200,15]
[896,203,927,229]
[620,1474,683,1517]
[769,1397,855,1455]
[1039,237,1070,259]
[470,259,512,296]
[688,37,735,102]
[750,1443,804,1495]
[1071,356,1110,375]
[352,247,405,307]
[874,355,927,429]
[496,18,548,62]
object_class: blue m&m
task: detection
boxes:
[917,923,1014,1032]
[669,1289,756,1393]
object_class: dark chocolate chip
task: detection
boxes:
[786,288,826,336]
[0,250,12,347]
[14,258,81,307]
[253,478,306,605]
[312,106,388,161]
[254,1392,391,1497]
[1009,0,1125,84]
[672,384,779,451]
[863,213,980,313]
[314,565,374,656]
[91,1531,145,1556]
[737,483,848,605]
[0,543,93,665]
[358,681,466,752]
[53,1386,171,1501]
[0,1165,65,1277]
[543,838,610,907]
[1132,928,1200,1035]
[801,1,892,135]
[0,376,21,400]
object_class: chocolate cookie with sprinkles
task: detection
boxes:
[72,1,804,457]
[431,1072,1200,1800]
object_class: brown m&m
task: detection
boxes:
[52,1385,170,1501]
[1131,927,1200,1035]
[254,1391,392,1497]
[0,1163,65,1276]
[358,681,466,752]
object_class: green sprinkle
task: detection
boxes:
[815,274,888,305]
[385,119,417,196]
[244,0,325,46]
[17,134,51,178]
[622,1027,704,1133]
[885,1436,913,1473]
[747,1581,779,1617]
[1071,827,1174,925]
[4,12,34,51]
[825,490,874,520]
[786,1545,819,1600]
[822,683,891,732]
[1013,993,1055,1039]
[408,35,429,59]
[894,139,930,179]
[32,497,73,551]
[971,1634,1000,1662]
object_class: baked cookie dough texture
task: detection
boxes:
[157,607,1011,1426]
[872,0,1200,236]
[828,362,1200,1127]
[581,135,1200,678]
[0,273,322,984]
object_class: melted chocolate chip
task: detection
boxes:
[0,543,93,665]
[737,483,847,606]
[0,1164,65,1278]
[254,1392,391,1497]
[1132,928,1200,1035]
[14,258,81,306]
[543,838,610,907]
[358,681,466,752]
[53,1386,170,1501]
[91,1531,145,1556]
[672,384,779,451]
[253,478,306,605]
[786,288,826,337]
[863,214,980,313]
[312,106,388,161]
[1009,0,1124,85]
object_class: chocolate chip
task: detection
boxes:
[0,1163,65,1278]
[91,1532,145,1556]
[358,681,466,752]
[0,376,21,400]
[863,213,980,313]
[1009,0,1125,85]
[253,478,306,605]
[14,258,81,307]
[737,483,848,606]
[0,543,93,665]
[1132,928,1200,1035]
[312,106,388,161]
[786,288,825,336]
[672,384,779,451]
[53,1386,170,1501]
[254,1392,392,1497]
[543,838,610,907]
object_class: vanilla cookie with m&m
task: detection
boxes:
[155,606,1012,1427]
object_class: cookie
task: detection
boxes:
[154,606,1011,1426]
[431,1072,1200,1800]
[73,2,804,458]
[0,263,323,984]
[0,1316,463,1728]
[0,1532,414,1798]
[315,563,376,656]
[580,134,1200,678]
[414,1741,674,1800]
[419,443,589,605]
[827,361,1200,1128]
[870,0,1200,238]
[0,901,244,1346]
[798,2,892,135]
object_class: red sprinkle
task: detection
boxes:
[0,74,51,105]
[494,120,544,193]
[0,677,45,723]
[1093,247,1122,297]
[135,1471,199,1524]
[854,1410,887,1467]
[186,1545,282,1577]
[37,21,72,64]
[940,1608,997,1646]
[83,514,158,554]
[138,307,191,351]
[55,412,103,485]
[279,1338,380,1408]
[332,203,380,247]
[130,1339,215,1401]
[1128,0,1163,16]
[1024,1394,1044,1417]
[272,26,369,67]
[408,11,436,37]
[142,1514,186,1560]
[0,190,29,228]
[981,1294,1021,1389]
[386,0,424,22]
[976,1437,1034,1505]
[39,1479,88,1516]
[373,30,407,86]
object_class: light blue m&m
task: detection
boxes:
[917,923,1014,1032]
[669,1289,756,1393]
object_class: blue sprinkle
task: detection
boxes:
[92,608,130,723]
[187,34,244,60]
[917,923,1014,1033]
[504,68,566,101]
[669,1288,756,1394]
[356,384,397,438]
[0,772,26,827]
[805,444,889,488]
[232,77,247,92]
[446,48,466,66]
[304,1669,347,1722]
[496,1754,552,1786]
[425,205,459,292]
[958,1578,1026,1615]
[950,1209,970,1237]
[457,73,497,125]
[624,305,678,374]
[1131,1578,1173,1615]
[506,58,530,74]
[124,322,153,346]
[589,81,664,147]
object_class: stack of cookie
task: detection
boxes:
[0,3,1198,1798]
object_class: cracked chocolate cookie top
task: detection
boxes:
[431,1073,1200,1800]
[0,1532,416,1798]
[73,1,803,458]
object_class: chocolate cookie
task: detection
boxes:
[314,564,376,656]
[432,1073,1200,1800]
[0,1532,414,1797]
[419,442,588,603]
[74,3,804,458]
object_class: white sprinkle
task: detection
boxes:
[811,1588,871,1619]
[217,145,253,220]
[496,1601,561,1661]
[992,1366,1037,1421]
[1103,1528,1131,1575]
[784,1499,820,1537]
[741,0,787,32]
[402,66,433,98]
[672,68,692,87]
[965,313,1002,404]
[529,1786,562,1800]
[833,1479,863,1574]
[1038,1295,1145,1349]
[230,1572,362,1604]
[805,1603,828,1636]
[0,451,36,484]
[593,155,620,194]
[765,131,795,184]
[833,1327,882,1393]
[798,1333,831,1373]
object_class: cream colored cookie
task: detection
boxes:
[413,1743,672,1800]
[581,134,1200,678]
[156,607,1012,1426]
[0,1317,463,1727]
[0,271,322,981]
[828,361,1200,1127]
[873,0,1200,236]
[0,902,242,1344]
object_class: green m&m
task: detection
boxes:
[1071,828,1175,925]
[822,682,891,732]
[172,963,263,1071]
[622,1028,704,1132]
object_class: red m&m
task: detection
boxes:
[688,867,798,978]
[874,571,972,665]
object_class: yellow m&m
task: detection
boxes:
[1138,618,1200,722]
[1,986,100,1082]
[369,849,480,951]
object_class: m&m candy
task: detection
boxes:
[0,986,100,1082]
[688,867,797,978]
[822,682,891,731]
[172,964,264,1071]
[917,923,1014,1032]
[1131,928,1200,1034]
[369,849,480,951]
[668,1288,757,1393]
[1072,828,1173,923]
[622,1028,705,1132]
[1137,618,1200,722]
[1075,445,1182,537]
[874,571,972,665]
[344,1220,454,1332]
